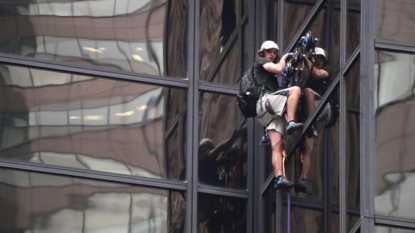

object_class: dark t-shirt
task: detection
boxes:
[254,57,281,93]
[304,65,332,96]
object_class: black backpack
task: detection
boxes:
[236,66,263,118]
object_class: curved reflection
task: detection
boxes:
[198,92,247,190]
[0,0,188,78]
[0,64,187,181]
[375,51,415,220]
[0,168,185,233]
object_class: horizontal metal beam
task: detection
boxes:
[198,185,248,199]
[375,215,415,229]
[0,159,187,191]
[0,54,189,88]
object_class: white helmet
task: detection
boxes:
[314,47,327,60]
[260,40,279,50]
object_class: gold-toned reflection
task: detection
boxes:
[199,0,248,85]
[376,0,415,44]
[197,193,246,233]
[0,64,187,181]
[374,51,415,220]
[198,92,247,189]
[0,169,185,233]
[0,0,188,78]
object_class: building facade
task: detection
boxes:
[0,0,413,232]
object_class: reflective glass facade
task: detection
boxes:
[0,0,414,232]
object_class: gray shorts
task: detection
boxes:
[256,89,289,135]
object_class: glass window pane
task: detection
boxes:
[331,120,340,203]
[198,92,247,189]
[199,0,248,86]
[283,3,314,49]
[346,57,360,107]
[197,193,247,233]
[374,50,415,220]
[282,207,323,233]
[331,213,361,232]
[375,0,415,44]
[346,113,360,207]
[0,64,187,181]
[347,8,360,60]
[0,168,186,232]
[0,0,188,78]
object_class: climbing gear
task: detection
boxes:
[274,175,294,190]
[295,179,307,194]
[259,134,270,146]
[282,31,318,87]
[236,65,264,118]
[286,121,304,135]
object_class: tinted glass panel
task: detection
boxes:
[374,51,415,220]
[346,57,360,107]
[331,120,340,203]
[375,0,415,44]
[282,207,323,233]
[331,213,360,232]
[0,168,186,232]
[0,64,187,181]
[347,8,360,60]
[283,3,314,49]
[197,193,246,233]
[346,113,360,207]
[0,0,188,78]
[199,0,247,86]
[198,92,247,189]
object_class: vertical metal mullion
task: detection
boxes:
[254,1,266,233]
[247,0,256,232]
[185,0,197,232]
[278,0,285,51]
[276,1,285,232]
[324,1,333,232]
[360,0,375,231]
[340,0,347,231]
[324,124,331,232]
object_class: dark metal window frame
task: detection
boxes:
[2,0,415,232]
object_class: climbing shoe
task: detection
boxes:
[286,121,304,135]
[295,179,307,194]
[274,176,294,190]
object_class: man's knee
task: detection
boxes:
[303,88,315,100]
[288,86,301,97]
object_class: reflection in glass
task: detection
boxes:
[0,0,188,78]
[331,120,340,203]
[346,113,360,207]
[346,57,360,107]
[374,51,415,220]
[198,92,247,189]
[0,168,186,233]
[347,9,360,60]
[331,213,360,232]
[375,0,415,44]
[282,207,322,233]
[0,64,187,181]
[197,193,246,233]
[283,3,314,48]
[199,0,248,85]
